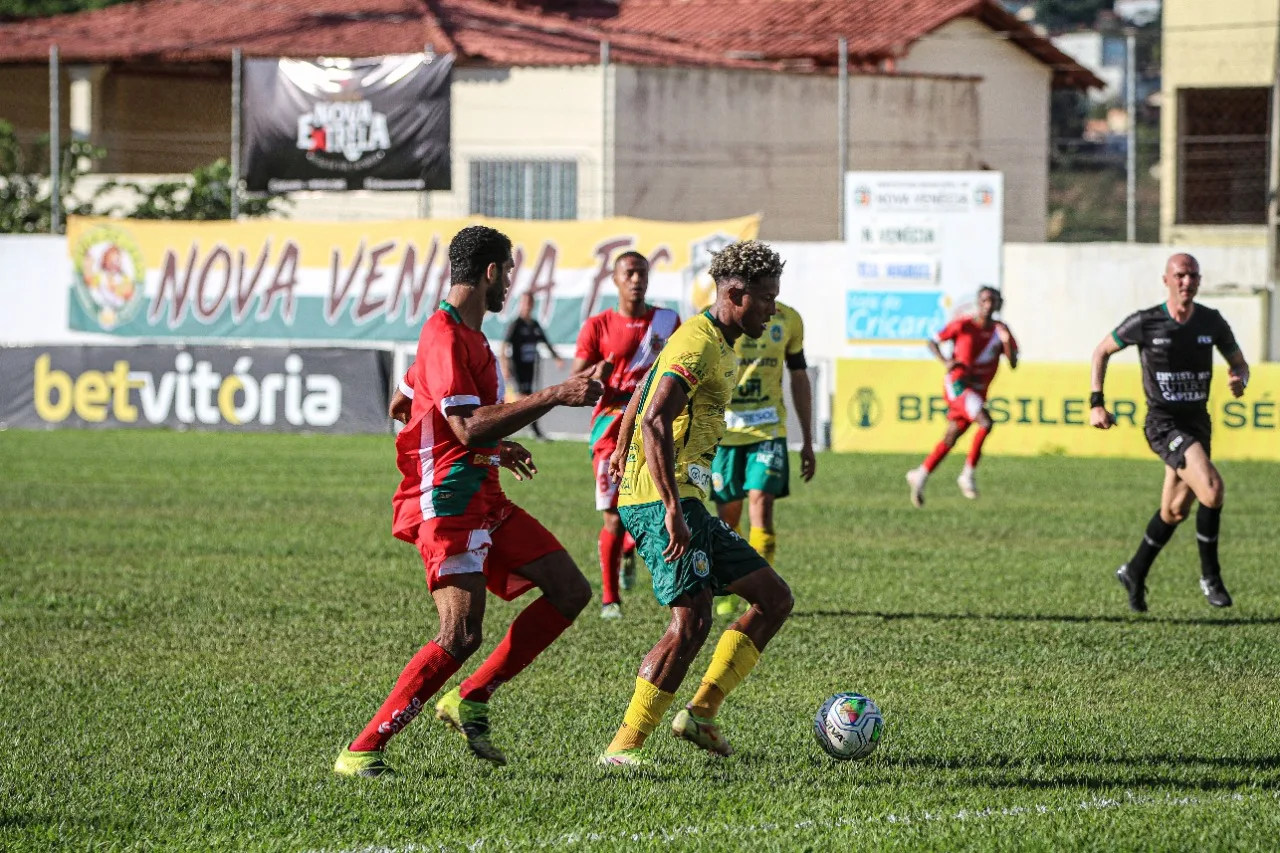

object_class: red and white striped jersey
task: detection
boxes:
[392,302,506,542]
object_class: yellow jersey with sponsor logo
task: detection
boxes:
[721,302,805,447]
[619,311,737,507]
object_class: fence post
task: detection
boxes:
[600,40,611,220]
[1125,31,1137,243]
[837,37,848,241]
[231,47,242,220]
[1267,16,1280,361]
[49,45,61,234]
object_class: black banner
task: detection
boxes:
[243,53,452,193]
[0,346,392,433]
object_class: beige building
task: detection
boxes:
[0,0,1095,241]
[1162,0,1278,247]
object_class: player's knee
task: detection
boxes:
[1203,478,1225,509]
[1162,505,1188,525]
[561,570,592,616]
[602,512,623,535]
[671,608,713,650]
[439,618,484,660]
[757,575,794,623]
[977,413,993,431]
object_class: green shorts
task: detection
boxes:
[711,438,790,504]
[618,498,770,607]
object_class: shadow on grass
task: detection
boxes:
[793,610,1280,627]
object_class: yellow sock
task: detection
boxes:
[607,678,675,753]
[688,629,761,719]
[749,527,777,564]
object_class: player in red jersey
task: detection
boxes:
[571,252,680,619]
[906,286,1018,507]
[334,226,604,778]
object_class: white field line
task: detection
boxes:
[312,789,1280,852]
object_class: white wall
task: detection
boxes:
[1002,243,1269,364]
[3,236,1268,365]
[899,17,1054,243]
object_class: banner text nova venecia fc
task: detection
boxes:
[66,215,760,344]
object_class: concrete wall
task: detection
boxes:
[613,66,979,241]
[1003,243,1268,364]
[898,17,1053,243]
[1160,0,1278,247]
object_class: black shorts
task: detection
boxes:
[513,367,536,397]
[1144,409,1211,470]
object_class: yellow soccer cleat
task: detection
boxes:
[671,707,734,757]
[597,749,651,769]
[333,747,396,778]
[435,687,508,766]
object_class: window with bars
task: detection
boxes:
[468,159,578,220]
[1176,88,1269,226]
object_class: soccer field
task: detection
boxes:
[4,431,1280,851]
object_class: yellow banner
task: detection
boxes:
[834,360,1280,461]
[64,214,760,342]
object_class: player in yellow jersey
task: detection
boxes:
[711,301,816,616]
[597,240,796,767]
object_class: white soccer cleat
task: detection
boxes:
[600,602,622,620]
[906,468,927,508]
[957,467,978,500]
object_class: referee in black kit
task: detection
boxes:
[503,291,564,439]
[1089,253,1250,612]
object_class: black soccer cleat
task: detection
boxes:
[1116,564,1147,613]
[1200,575,1233,608]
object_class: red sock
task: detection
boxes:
[967,426,990,467]
[922,441,951,473]
[459,597,573,702]
[622,531,636,554]
[350,641,460,752]
[599,527,623,605]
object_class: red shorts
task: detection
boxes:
[592,437,621,511]
[944,384,986,425]
[414,500,563,601]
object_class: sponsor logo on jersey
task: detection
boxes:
[1198,336,1214,345]
[669,362,698,386]
[1169,435,1184,452]
[1152,337,1171,346]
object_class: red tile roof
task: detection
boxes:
[0,0,1100,87]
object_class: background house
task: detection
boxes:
[0,0,1098,241]
[1161,0,1276,248]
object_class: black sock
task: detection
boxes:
[1196,505,1222,579]
[531,419,544,438]
[1128,511,1178,578]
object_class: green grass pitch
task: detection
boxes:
[3,431,1280,851]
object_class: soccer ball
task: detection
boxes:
[813,692,884,760]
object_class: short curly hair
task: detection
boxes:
[708,240,784,287]
[449,225,512,285]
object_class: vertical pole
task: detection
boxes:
[1126,31,1137,243]
[600,40,610,219]
[49,45,61,234]
[837,37,849,241]
[230,47,242,220]
[1267,8,1280,361]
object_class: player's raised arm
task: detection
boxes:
[1090,333,1123,429]
[638,374,693,561]
[445,376,601,446]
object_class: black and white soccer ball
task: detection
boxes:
[813,692,884,760]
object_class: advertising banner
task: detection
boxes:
[834,360,1280,461]
[844,172,1003,360]
[243,53,452,193]
[0,345,392,433]
[65,215,759,343]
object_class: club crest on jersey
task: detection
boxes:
[770,324,783,342]
[1198,336,1213,345]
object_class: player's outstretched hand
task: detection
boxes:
[1228,370,1248,399]
[662,506,691,562]
[499,440,537,481]
[554,374,604,407]
[800,443,817,482]
[1090,406,1115,429]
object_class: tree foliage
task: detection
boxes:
[95,160,288,221]
[0,120,102,233]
